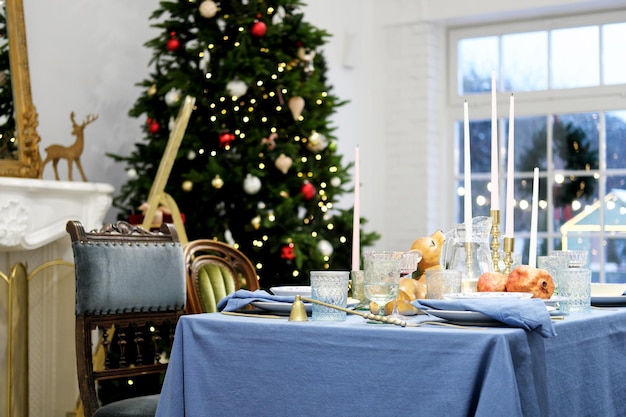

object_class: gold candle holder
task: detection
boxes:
[503,236,515,275]
[489,209,502,273]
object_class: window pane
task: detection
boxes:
[552,113,600,171]
[606,175,626,194]
[606,110,626,169]
[513,116,548,172]
[458,36,498,95]
[604,237,626,283]
[551,26,600,89]
[455,179,491,224]
[502,31,548,92]
[602,23,626,85]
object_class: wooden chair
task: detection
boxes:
[66,220,186,417]
[183,239,260,313]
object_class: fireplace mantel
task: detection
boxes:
[0,177,114,251]
[0,176,114,417]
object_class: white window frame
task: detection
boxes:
[447,9,626,280]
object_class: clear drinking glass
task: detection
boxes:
[537,255,569,295]
[363,251,402,316]
[388,250,423,319]
[310,270,350,321]
[558,267,592,313]
[551,250,588,268]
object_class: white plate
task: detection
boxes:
[543,296,565,307]
[424,306,556,326]
[270,286,312,297]
[251,298,359,314]
[443,292,533,300]
[591,296,626,306]
[590,283,626,297]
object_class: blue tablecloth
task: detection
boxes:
[155,308,626,417]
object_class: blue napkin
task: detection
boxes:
[218,289,296,312]
[411,298,557,338]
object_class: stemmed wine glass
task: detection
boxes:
[363,251,402,316]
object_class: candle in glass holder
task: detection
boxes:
[464,101,472,243]
[505,94,515,238]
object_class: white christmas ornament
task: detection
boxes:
[330,177,341,187]
[126,168,138,179]
[199,51,211,73]
[164,88,182,106]
[187,150,197,160]
[274,153,293,174]
[317,239,334,257]
[185,38,199,51]
[224,229,235,246]
[243,174,262,194]
[307,131,328,152]
[226,79,248,99]
[272,6,285,25]
[199,0,219,18]
[168,117,176,130]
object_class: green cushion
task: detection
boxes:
[197,264,237,313]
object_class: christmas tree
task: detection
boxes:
[110,0,379,288]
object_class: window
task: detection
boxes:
[449,10,626,282]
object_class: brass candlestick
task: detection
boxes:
[503,236,515,275]
[489,209,502,272]
[464,241,476,281]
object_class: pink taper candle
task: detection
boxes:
[529,167,539,268]
[505,94,515,237]
[352,146,360,271]
[491,71,499,210]
[464,101,472,243]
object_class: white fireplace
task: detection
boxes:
[0,177,114,417]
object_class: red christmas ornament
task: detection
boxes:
[148,121,160,134]
[301,181,316,200]
[280,243,296,260]
[166,32,180,51]
[250,21,267,37]
[219,131,236,147]
[166,38,180,51]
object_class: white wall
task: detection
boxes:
[23,0,626,252]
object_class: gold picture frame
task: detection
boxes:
[0,0,42,178]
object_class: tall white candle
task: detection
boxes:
[529,167,539,268]
[352,146,360,271]
[464,101,472,243]
[505,94,515,237]
[491,71,499,210]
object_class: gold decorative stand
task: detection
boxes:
[503,237,515,275]
[141,96,196,244]
[489,209,502,272]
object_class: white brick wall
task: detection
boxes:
[380,21,453,250]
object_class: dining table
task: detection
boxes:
[155,305,626,417]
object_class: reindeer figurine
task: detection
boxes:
[42,112,98,181]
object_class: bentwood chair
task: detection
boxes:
[183,239,260,313]
[66,220,186,417]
